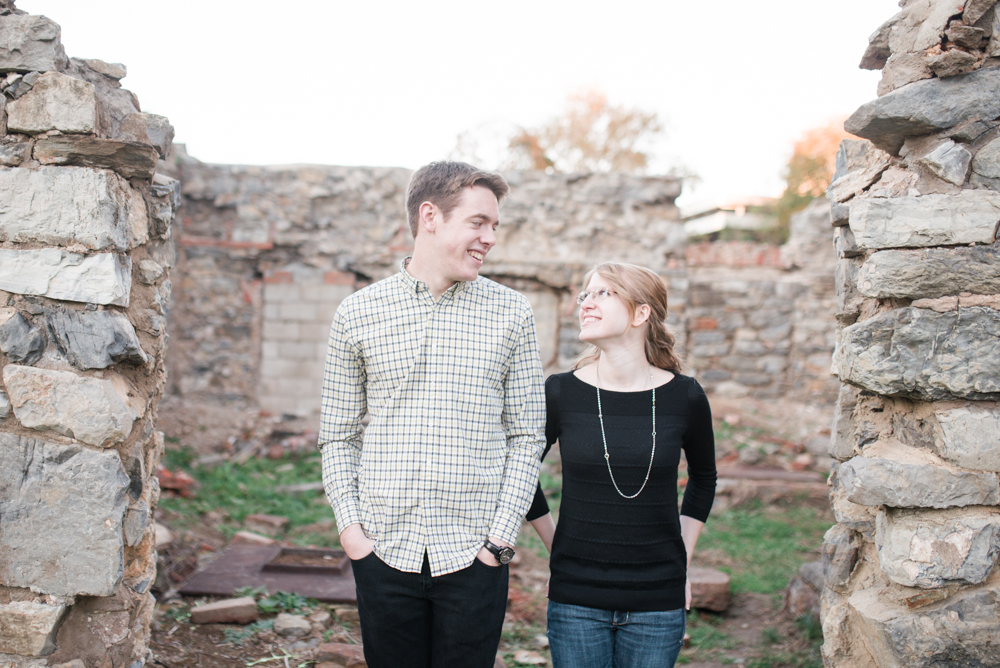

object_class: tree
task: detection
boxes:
[506,89,663,173]
[775,118,852,227]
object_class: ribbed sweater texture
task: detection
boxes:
[527,371,717,612]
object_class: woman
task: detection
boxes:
[527,262,717,668]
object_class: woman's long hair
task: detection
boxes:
[574,262,682,373]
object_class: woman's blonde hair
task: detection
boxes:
[574,262,682,373]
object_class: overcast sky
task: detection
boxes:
[18,0,900,212]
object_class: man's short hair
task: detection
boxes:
[405,161,510,237]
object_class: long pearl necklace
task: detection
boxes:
[595,361,656,499]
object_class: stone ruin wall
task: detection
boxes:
[819,1,1000,666]
[158,159,841,436]
[0,6,178,667]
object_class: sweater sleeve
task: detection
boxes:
[680,379,717,523]
[525,374,562,521]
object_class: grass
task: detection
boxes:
[695,500,834,594]
[159,446,340,548]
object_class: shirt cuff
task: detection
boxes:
[333,498,363,535]
[489,511,523,546]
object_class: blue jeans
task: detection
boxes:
[547,600,686,668]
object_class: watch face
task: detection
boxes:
[497,547,515,564]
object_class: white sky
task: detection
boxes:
[18,0,900,213]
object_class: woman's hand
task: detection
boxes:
[340,524,376,560]
[685,576,692,610]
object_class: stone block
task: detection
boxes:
[6,71,95,134]
[849,583,1000,668]
[117,112,174,158]
[0,14,66,72]
[835,307,1000,401]
[875,508,1000,588]
[149,174,180,238]
[0,433,129,596]
[0,249,131,306]
[317,642,367,666]
[190,597,258,625]
[34,136,158,179]
[848,192,1000,250]
[928,49,978,78]
[274,613,310,637]
[231,530,277,546]
[0,601,66,656]
[846,66,1000,153]
[78,57,126,80]
[688,567,731,612]
[785,562,821,619]
[0,167,148,252]
[0,141,31,166]
[935,405,1000,472]
[137,260,163,285]
[46,308,149,370]
[821,524,858,593]
[918,139,971,185]
[830,385,858,460]
[833,225,860,258]
[0,311,45,365]
[123,500,149,547]
[245,513,289,536]
[831,469,877,539]
[3,365,141,447]
[826,139,892,202]
[840,455,1000,509]
[972,136,1000,179]
[857,246,1000,299]
[0,389,9,419]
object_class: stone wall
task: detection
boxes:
[158,158,689,417]
[821,2,1000,665]
[0,6,176,666]
[684,200,840,401]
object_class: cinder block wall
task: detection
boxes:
[0,6,176,666]
[820,1,1000,665]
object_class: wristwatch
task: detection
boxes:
[484,539,515,565]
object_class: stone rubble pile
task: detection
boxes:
[821,1,1000,665]
[0,4,175,666]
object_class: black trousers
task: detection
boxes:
[350,551,509,668]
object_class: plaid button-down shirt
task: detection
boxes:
[319,260,546,576]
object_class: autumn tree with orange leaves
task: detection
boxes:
[506,89,663,173]
[775,118,852,226]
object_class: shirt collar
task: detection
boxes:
[398,257,472,299]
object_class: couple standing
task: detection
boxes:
[319,161,717,668]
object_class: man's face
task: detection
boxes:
[432,185,499,284]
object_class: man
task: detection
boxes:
[319,161,546,668]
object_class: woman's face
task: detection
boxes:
[578,274,633,344]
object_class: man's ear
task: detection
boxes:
[632,304,652,328]
[418,201,439,235]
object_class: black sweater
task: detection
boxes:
[526,371,717,612]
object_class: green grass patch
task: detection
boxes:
[159,447,340,548]
[696,501,833,594]
[746,648,822,668]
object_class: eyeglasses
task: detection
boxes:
[576,288,616,304]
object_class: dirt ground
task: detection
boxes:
[150,393,835,667]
